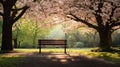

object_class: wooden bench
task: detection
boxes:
[38,39,67,54]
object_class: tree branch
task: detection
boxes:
[11,5,18,19]
[0,0,2,3]
[111,26,120,33]
[108,2,115,21]
[0,0,3,5]
[110,17,120,28]
[106,2,120,25]
[67,13,98,30]
[94,2,104,27]
[110,21,120,28]
[8,0,17,7]
[11,6,28,11]
[13,6,29,23]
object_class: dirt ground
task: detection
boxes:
[17,53,120,67]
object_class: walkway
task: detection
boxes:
[18,53,120,67]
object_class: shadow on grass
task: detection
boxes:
[0,49,120,67]
[18,52,120,67]
[0,50,19,54]
[95,52,120,64]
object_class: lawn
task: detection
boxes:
[0,48,120,67]
[0,57,24,67]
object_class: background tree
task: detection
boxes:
[112,30,120,47]
[12,20,22,48]
[64,0,120,51]
[0,20,2,46]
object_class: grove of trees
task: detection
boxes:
[0,0,120,52]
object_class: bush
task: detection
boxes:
[73,42,85,48]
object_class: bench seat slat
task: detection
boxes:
[38,39,67,54]
[40,41,66,45]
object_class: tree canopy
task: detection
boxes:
[0,0,120,52]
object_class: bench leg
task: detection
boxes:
[39,45,41,53]
[64,44,67,54]
[39,48,41,53]
[64,49,66,54]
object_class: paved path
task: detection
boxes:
[18,53,120,67]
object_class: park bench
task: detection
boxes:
[38,39,67,54]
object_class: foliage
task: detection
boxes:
[112,30,120,47]
[0,0,120,50]
[46,25,65,39]
[66,27,99,48]
[63,0,120,50]
[74,42,85,48]
[1,19,120,48]
[12,18,51,48]
[0,20,117,48]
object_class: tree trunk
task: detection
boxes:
[0,1,28,51]
[13,38,18,48]
[13,28,19,48]
[18,41,21,48]
[1,6,13,51]
[32,31,37,48]
[98,30,112,51]
[1,22,13,51]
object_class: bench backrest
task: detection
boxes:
[38,40,67,45]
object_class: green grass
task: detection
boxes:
[0,48,120,67]
[14,48,90,53]
[0,57,24,67]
